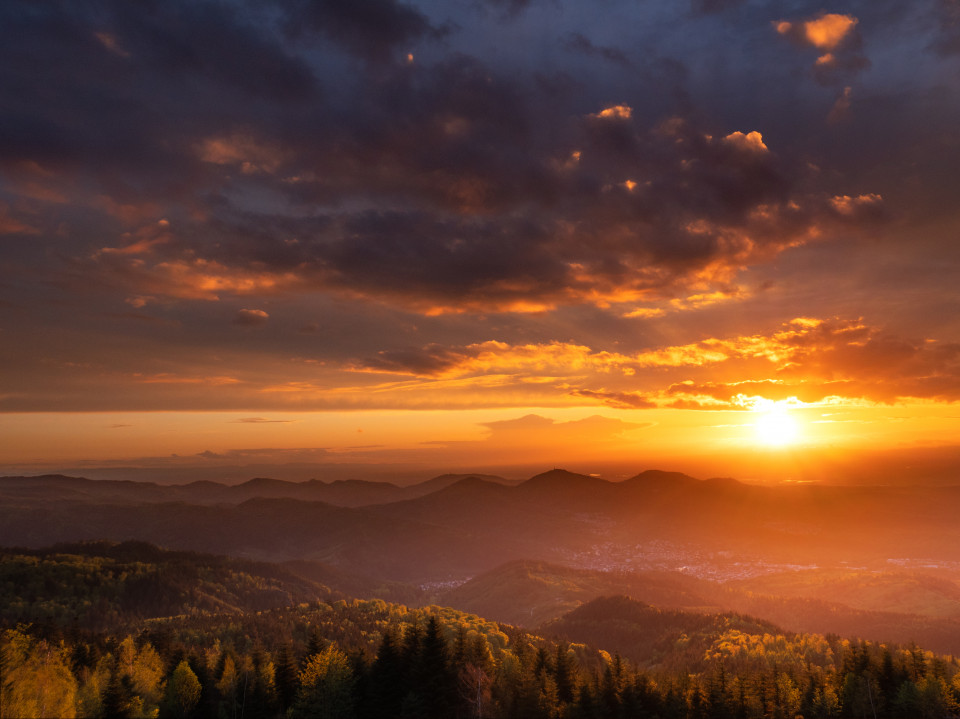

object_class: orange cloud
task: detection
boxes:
[568,389,657,409]
[0,203,39,235]
[342,317,960,411]
[803,14,858,50]
[234,308,270,326]
[351,340,619,378]
[829,193,883,216]
[94,219,175,270]
[591,104,633,120]
[775,13,866,83]
[722,131,768,153]
[91,254,303,301]
[199,134,287,174]
[135,373,242,385]
[776,13,858,51]
[94,31,130,57]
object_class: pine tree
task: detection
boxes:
[416,615,456,719]
[554,642,575,705]
[362,628,406,719]
[274,644,298,713]
[100,662,135,719]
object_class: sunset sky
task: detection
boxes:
[2,0,960,482]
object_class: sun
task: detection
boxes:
[753,404,800,447]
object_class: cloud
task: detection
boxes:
[136,374,242,385]
[342,309,960,410]
[829,193,883,217]
[351,340,631,378]
[689,0,745,15]
[479,0,538,21]
[198,134,288,175]
[568,389,658,409]
[934,0,960,55]
[234,308,270,326]
[283,0,447,63]
[777,14,859,52]
[197,450,226,459]
[828,86,854,124]
[231,417,296,423]
[1,1,887,318]
[775,12,869,84]
[562,33,632,68]
[0,203,39,235]
[654,318,960,407]
[721,131,767,153]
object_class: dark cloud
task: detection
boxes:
[282,0,447,63]
[689,0,746,16]
[933,0,960,54]
[355,344,469,376]
[0,0,891,318]
[562,33,633,68]
[568,389,658,409]
[478,0,538,22]
[197,450,226,459]
[0,0,317,212]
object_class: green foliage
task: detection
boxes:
[290,646,354,719]
[162,660,201,719]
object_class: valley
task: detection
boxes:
[4,468,960,717]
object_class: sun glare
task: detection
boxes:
[753,403,800,447]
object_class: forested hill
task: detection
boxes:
[0,541,334,631]
[440,558,960,656]
[4,544,960,719]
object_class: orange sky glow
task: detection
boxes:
[2,2,960,485]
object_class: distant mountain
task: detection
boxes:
[406,472,521,494]
[0,471,514,508]
[0,494,528,582]
[5,469,960,592]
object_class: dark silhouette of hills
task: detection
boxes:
[4,468,960,589]
[0,471,515,508]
